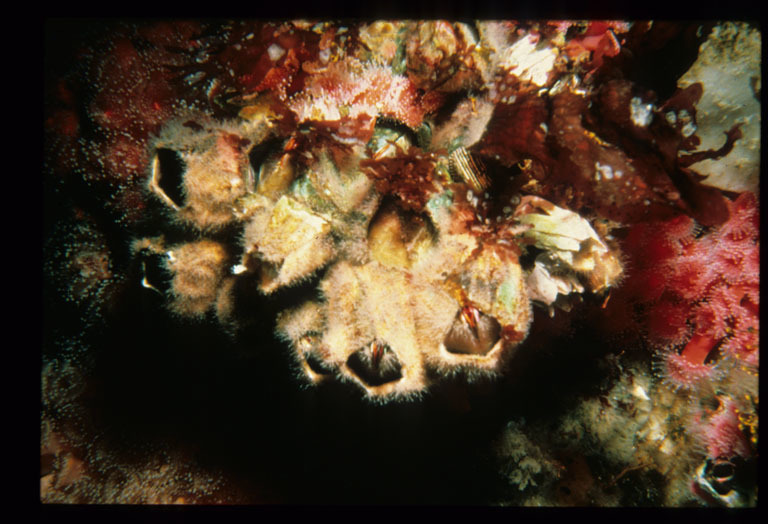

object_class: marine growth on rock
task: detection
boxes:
[43,19,758,506]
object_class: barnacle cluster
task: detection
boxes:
[135,94,618,400]
[120,22,624,402]
[44,19,759,505]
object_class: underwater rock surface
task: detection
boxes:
[43,19,758,505]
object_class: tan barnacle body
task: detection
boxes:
[235,138,381,294]
[275,261,424,399]
[322,261,429,399]
[250,149,295,200]
[431,246,530,378]
[367,201,435,269]
[411,198,531,378]
[276,301,336,384]
[243,195,335,293]
[165,240,230,318]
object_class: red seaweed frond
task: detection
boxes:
[360,151,438,212]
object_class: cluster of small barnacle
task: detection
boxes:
[138,109,540,401]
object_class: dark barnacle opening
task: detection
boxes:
[347,342,403,387]
[443,308,502,356]
[518,245,545,272]
[374,116,420,145]
[153,148,187,208]
[305,349,335,376]
[246,135,286,192]
[137,249,172,295]
[430,89,471,130]
[701,456,756,500]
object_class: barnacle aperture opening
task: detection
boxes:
[443,306,502,355]
[304,350,336,377]
[152,148,187,209]
[246,136,292,196]
[138,249,172,294]
[346,342,403,387]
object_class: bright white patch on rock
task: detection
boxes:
[501,35,558,87]
[631,384,650,401]
[630,96,654,127]
[267,44,285,62]
[595,162,614,181]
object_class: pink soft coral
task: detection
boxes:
[610,192,759,387]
